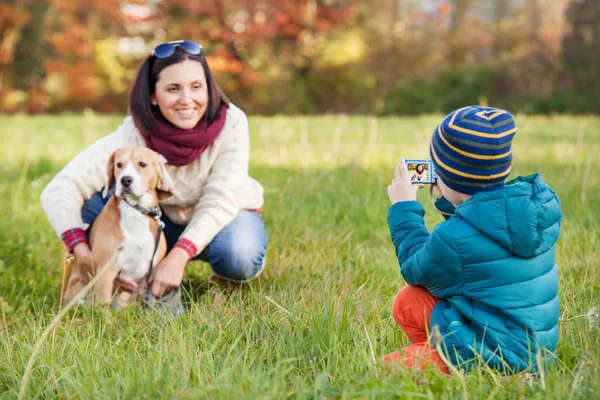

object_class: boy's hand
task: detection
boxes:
[388,157,424,204]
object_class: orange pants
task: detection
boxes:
[382,285,450,374]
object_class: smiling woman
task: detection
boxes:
[152,60,210,129]
[40,40,268,308]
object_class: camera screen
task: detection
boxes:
[407,162,430,183]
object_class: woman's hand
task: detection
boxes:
[150,247,189,298]
[72,242,93,271]
[388,157,425,204]
[115,275,139,294]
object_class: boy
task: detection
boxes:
[384,106,562,373]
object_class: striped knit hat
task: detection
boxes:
[430,106,516,195]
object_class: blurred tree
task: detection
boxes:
[562,0,600,96]
[1,0,596,114]
[518,0,570,96]
[42,0,123,110]
[491,0,508,62]
[363,0,450,112]
[448,0,471,64]
[0,0,31,93]
[12,2,51,87]
[10,1,52,112]
[164,0,357,113]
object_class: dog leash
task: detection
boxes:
[147,216,164,281]
[122,201,183,315]
[122,200,165,280]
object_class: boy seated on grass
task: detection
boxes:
[383,106,562,373]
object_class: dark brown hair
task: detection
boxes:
[129,47,229,135]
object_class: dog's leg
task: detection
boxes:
[113,290,136,309]
[94,264,121,305]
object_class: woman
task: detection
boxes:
[410,164,428,182]
[41,40,267,301]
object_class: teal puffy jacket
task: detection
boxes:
[387,174,562,372]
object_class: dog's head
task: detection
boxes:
[103,147,174,203]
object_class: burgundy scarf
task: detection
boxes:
[143,104,228,166]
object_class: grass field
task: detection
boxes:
[0,113,599,399]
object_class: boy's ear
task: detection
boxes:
[156,154,174,201]
[102,152,116,198]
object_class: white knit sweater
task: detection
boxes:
[40,103,264,255]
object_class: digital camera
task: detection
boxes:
[406,159,437,184]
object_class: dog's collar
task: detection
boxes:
[123,198,165,228]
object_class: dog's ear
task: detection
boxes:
[156,154,174,201]
[102,151,116,198]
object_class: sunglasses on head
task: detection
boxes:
[151,40,202,58]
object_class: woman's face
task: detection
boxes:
[151,59,209,130]
[417,165,424,173]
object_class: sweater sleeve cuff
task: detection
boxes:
[61,228,88,252]
[174,238,198,260]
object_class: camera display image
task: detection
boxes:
[408,162,429,181]
[406,160,436,184]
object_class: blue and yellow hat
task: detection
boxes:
[430,106,516,195]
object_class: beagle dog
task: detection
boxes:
[64,147,174,307]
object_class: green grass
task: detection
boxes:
[0,112,599,399]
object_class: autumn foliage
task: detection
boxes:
[1,0,598,114]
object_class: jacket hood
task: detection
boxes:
[455,174,562,258]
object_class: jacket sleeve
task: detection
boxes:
[40,118,139,237]
[178,109,250,256]
[387,201,462,297]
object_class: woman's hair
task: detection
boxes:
[129,47,229,135]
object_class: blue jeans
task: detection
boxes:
[82,191,268,282]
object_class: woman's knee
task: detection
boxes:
[211,236,266,282]
[209,211,268,282]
